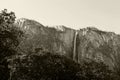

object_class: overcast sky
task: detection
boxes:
[0,0,120,33]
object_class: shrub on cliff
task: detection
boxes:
[77,58,119,80]
[11,51,81,80]
[11,49,119,80]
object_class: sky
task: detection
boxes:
[0,0,120,33]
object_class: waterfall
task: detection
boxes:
[73,31,78,62]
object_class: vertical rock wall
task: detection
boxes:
[16,19,120,72]
[16,19,76,58]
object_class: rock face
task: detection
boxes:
[15,18,120,73]
[76,27,120,72]
[15,18,75,58]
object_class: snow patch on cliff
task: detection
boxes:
[54,25,65,32]
[15,18,27,28]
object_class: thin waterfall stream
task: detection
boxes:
[73,31,78,62]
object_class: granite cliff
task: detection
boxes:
[15,18,120,73]
[15,18,75,58]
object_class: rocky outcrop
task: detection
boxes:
[15,18,76,58]
[76,27,120,72]
[15,18,120,73]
